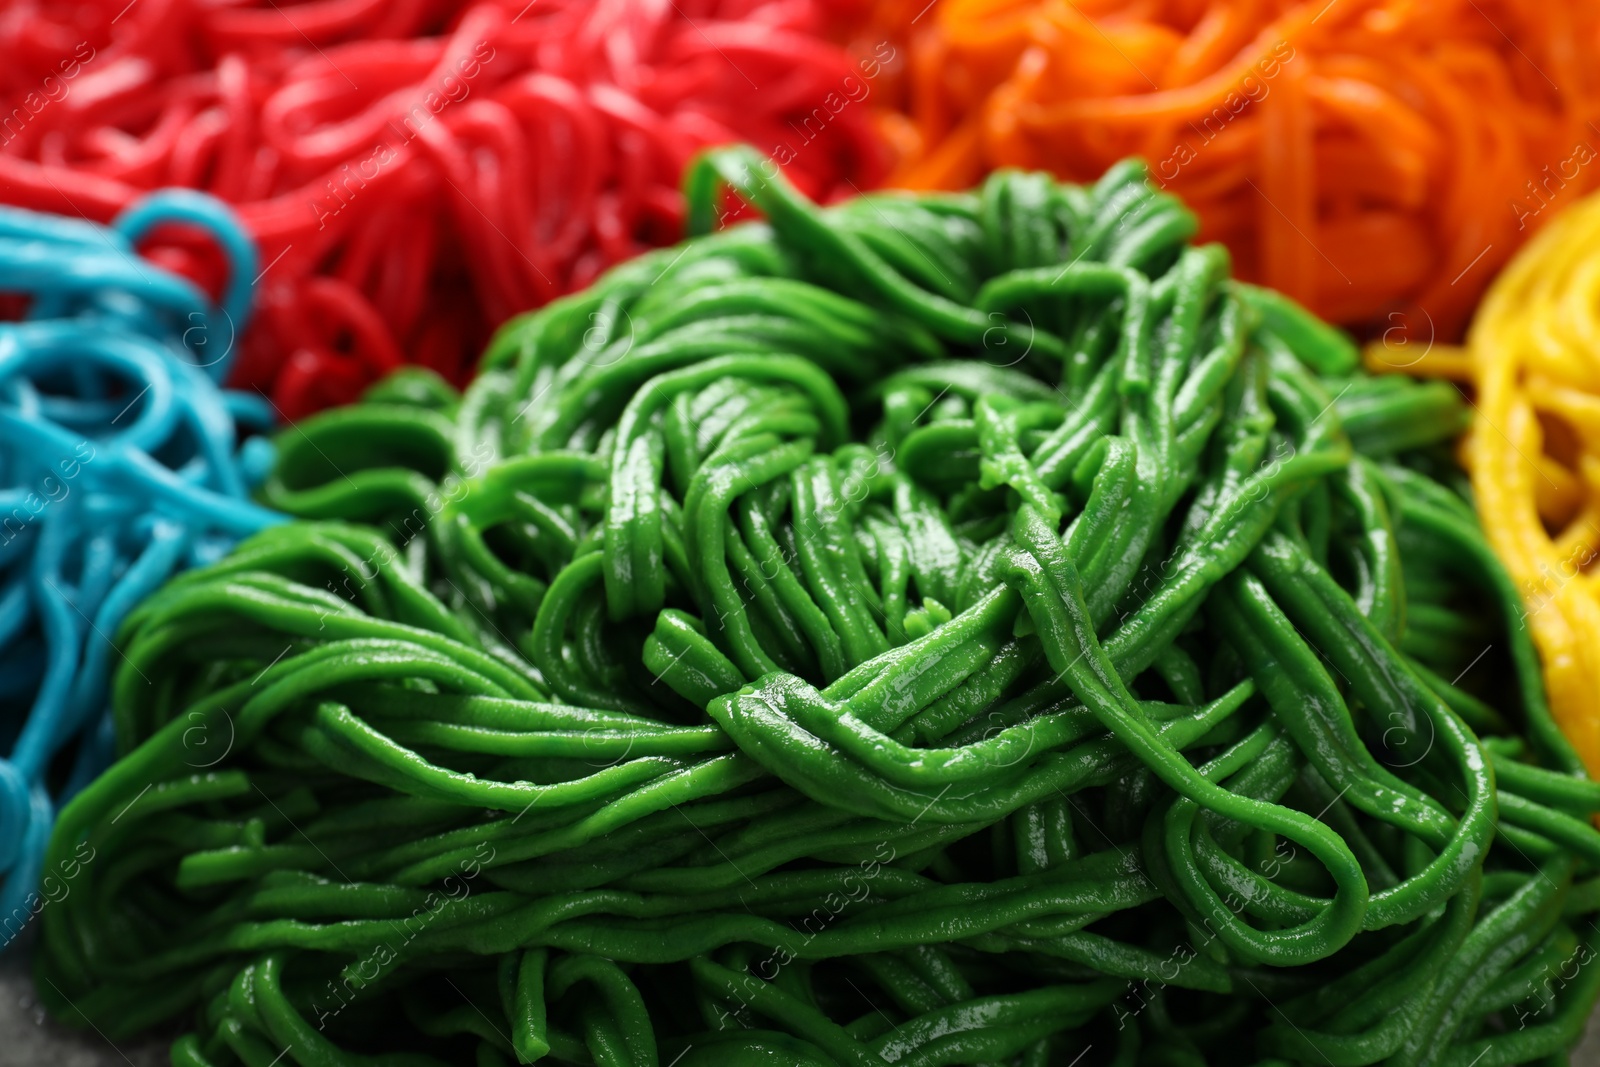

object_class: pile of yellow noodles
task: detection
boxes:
[1398,191,1600,774]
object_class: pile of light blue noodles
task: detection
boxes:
[0,190,281,942]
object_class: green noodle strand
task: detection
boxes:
[36,148,1600,1067]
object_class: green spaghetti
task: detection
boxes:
[36,149,1600,1067]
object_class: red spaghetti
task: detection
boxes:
[0,0,890,416]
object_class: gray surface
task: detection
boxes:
[1,945,1598,1066]
[0,946,165,1066]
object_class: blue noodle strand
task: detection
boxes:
[0,190,281,944]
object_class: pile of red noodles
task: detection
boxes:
[0,0,889,415]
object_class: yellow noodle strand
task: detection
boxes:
[1443,192,1600,772]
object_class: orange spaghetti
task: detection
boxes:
[871,0,1600,340]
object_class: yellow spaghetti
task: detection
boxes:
[1413,191,1600,774]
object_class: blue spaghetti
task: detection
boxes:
[0,190,280,945]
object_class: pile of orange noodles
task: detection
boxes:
[864,0,1600,340]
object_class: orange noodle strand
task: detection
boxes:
[863,0,1600,340]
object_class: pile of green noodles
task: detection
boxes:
[34,149,1600,1067]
